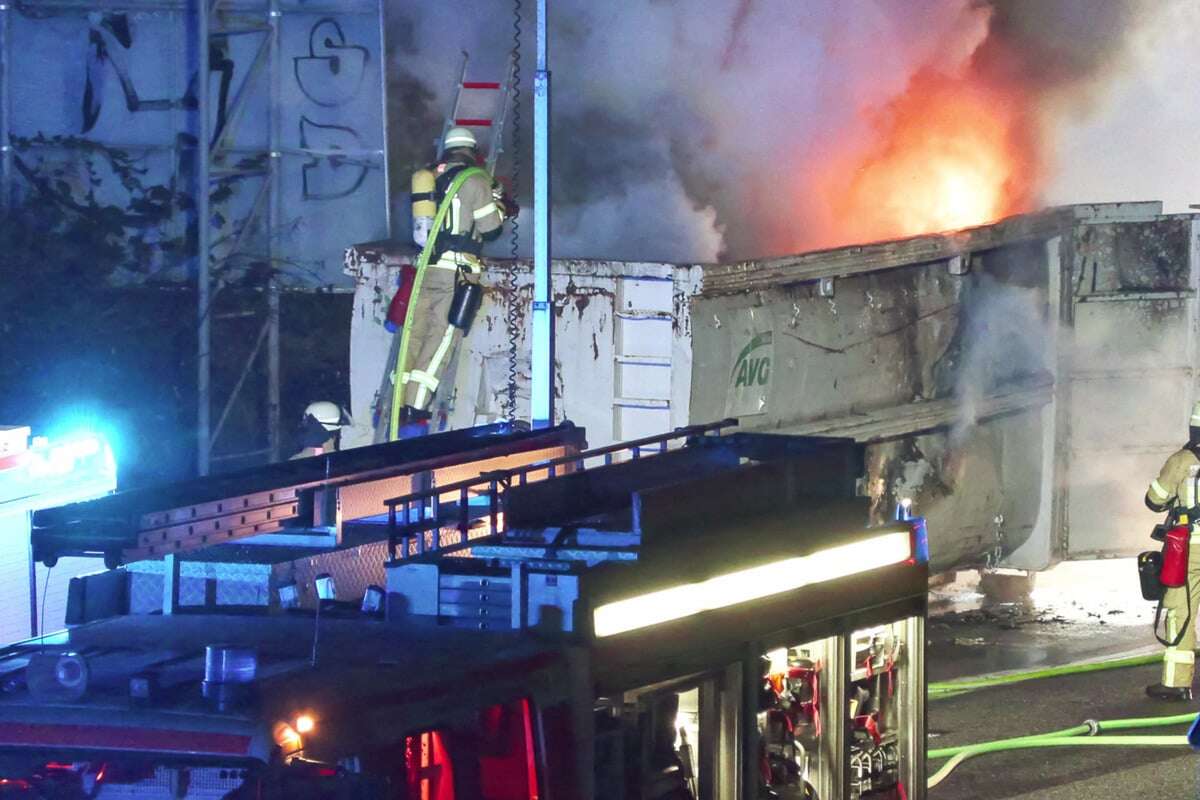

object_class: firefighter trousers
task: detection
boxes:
[399,259,479,412]
[1161,539,1200,687]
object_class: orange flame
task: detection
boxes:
[815,68,1039,248]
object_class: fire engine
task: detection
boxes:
[1,422,927,799]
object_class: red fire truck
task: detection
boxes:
[1,423,928,799]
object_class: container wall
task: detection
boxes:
[344,254,700,449]
[691,243,1055,572]
[1064,216,1200,559]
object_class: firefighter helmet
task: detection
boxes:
[304,401,350,432]
[442,126,477,151]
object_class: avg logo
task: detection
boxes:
[731,331,772,388]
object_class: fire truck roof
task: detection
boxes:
[0,612,562,762]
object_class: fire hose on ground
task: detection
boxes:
[927,652,1161,700]
[926,652,1197,790]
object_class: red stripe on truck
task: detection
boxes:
[0,723,251,756]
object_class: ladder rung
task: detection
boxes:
[455,118,493,127]
[462,81,502,90]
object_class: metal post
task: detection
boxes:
[194,0,213,475]
[26,513,37,638]
[531,0,554,428]
[376,0,392,238]
[0,2,12,212]
[267,0,282,462]
[162,553,181,615]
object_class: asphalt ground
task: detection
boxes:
[926,564,1199,799]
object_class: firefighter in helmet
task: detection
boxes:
[398,126,516,434]
[290,401,350,460]
[1143,399,1200,701]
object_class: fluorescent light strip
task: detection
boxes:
[592,531,912,638]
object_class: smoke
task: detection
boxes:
[385,1,1180,264]
[969,0,1151,100]
[947,273,1051,442]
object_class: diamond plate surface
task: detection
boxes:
[272,542,390,608]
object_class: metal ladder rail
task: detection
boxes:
[383,419,738,560]
[439,51,515,172]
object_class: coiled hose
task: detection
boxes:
[503,0,523,421]
[927,651,1194,789]
[928,715,1192,789]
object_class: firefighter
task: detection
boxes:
[1143,400,1200,701]
[396,126,515,434]
[290,401,350,460]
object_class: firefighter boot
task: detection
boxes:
[1145,683,1193,701]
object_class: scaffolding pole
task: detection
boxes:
[0,2,11,212]
[193,0,213,476]
[266,0,282,462]
[531,0,554,428]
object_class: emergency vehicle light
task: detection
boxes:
[592,531,912,638]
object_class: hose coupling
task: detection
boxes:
[1083,719,1101,736]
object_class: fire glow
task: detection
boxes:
[817,67,1039,248]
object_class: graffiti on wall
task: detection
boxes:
[294,18,373,202]
[83,12,235,147]
[9,6,387,286]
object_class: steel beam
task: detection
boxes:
[0,2,10,212]
[531,0,554,428]
[376,0,391,237]
[194,0,213,475]
[267,0,282,462]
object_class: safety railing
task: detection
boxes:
[382,419,737,561]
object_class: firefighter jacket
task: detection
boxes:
[431,155,506,263]
[1146,446,1200,516]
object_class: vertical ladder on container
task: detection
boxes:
[440,51,515,171]
[612,276,677,442]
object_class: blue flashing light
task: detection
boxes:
[909,517,930,564]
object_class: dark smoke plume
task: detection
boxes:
[384,1,1176,264]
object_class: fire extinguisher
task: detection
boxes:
[384,263,418,333]
[1154,515,1192,647]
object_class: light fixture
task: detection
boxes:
[296,714,316,734]
[314,573,337,601]
[202,646,257,711]
[592,531,913,638]
[273,722,303,755]
[278,581,300,610]
[361,585,385,616]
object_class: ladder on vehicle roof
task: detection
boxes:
[440,51,515,173]
[381,419,738,562]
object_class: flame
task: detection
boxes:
[815,68,1039,248]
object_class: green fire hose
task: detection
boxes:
[928,715,1192,789]
[928,652,1161,699]
[926,651,1196,790]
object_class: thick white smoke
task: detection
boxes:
[387,1,1194,265]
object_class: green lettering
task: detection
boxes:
[734,360,750,388]
[757,359,771,386]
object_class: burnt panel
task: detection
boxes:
[1074,218,1192,294]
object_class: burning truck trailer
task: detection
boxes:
[346,200,1200,576]
[9,424,928,799]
